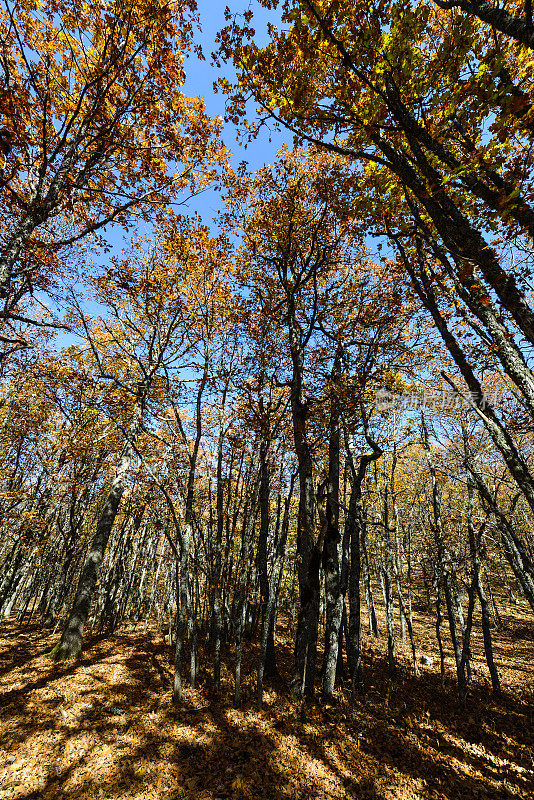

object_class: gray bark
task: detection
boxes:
[51,399,143,660]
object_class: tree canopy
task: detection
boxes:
[1,3,534,798]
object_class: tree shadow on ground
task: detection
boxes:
[0,619,533,800]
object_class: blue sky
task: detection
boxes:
[179,0,289,227]
[82,2,288,259]
[50,2,288,346]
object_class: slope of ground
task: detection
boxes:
[0,601,533,800]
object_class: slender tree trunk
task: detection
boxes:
[382,482,397,678]
[51,399,143,660]
[434,574,445,687]
[362,537,378,636]
[463,443,501,696]
[345,431,383,692]
[173,522,191,702]
[443,557,467,699]
[468,461,534,611]
[322,359,342,697]
[212,385,228,693]
[290,396,321,698]
[403,250,534,521]
[347,483,363,691]
[257,485,291,705]
[235,475,260,706]
[257,429,278,681]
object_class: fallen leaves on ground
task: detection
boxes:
[0,601,533,800]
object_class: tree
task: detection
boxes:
[0,0,224,318]
[219,0,534,542]
[224,146,415,698]
[52,224,207,658]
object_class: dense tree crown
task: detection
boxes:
[1,2,533,796]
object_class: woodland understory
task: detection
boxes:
[1,0,534,798]
[1,602,533,800]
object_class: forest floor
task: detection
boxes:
[0,599,533,800]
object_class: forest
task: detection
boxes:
[0,1,533,799]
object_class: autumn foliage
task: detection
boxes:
[0,2,534,799]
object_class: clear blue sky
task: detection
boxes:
[180,0,289,226]
[52,2,287,345]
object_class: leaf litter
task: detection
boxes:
[0,601,533,800]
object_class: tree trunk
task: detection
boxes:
[51,400,142,660]
[463,448,502,696]
[235,475,260,706]
[257,430,278,680]
[322,358,342,697]
[345,430,383,692]
[288,308,321,699]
